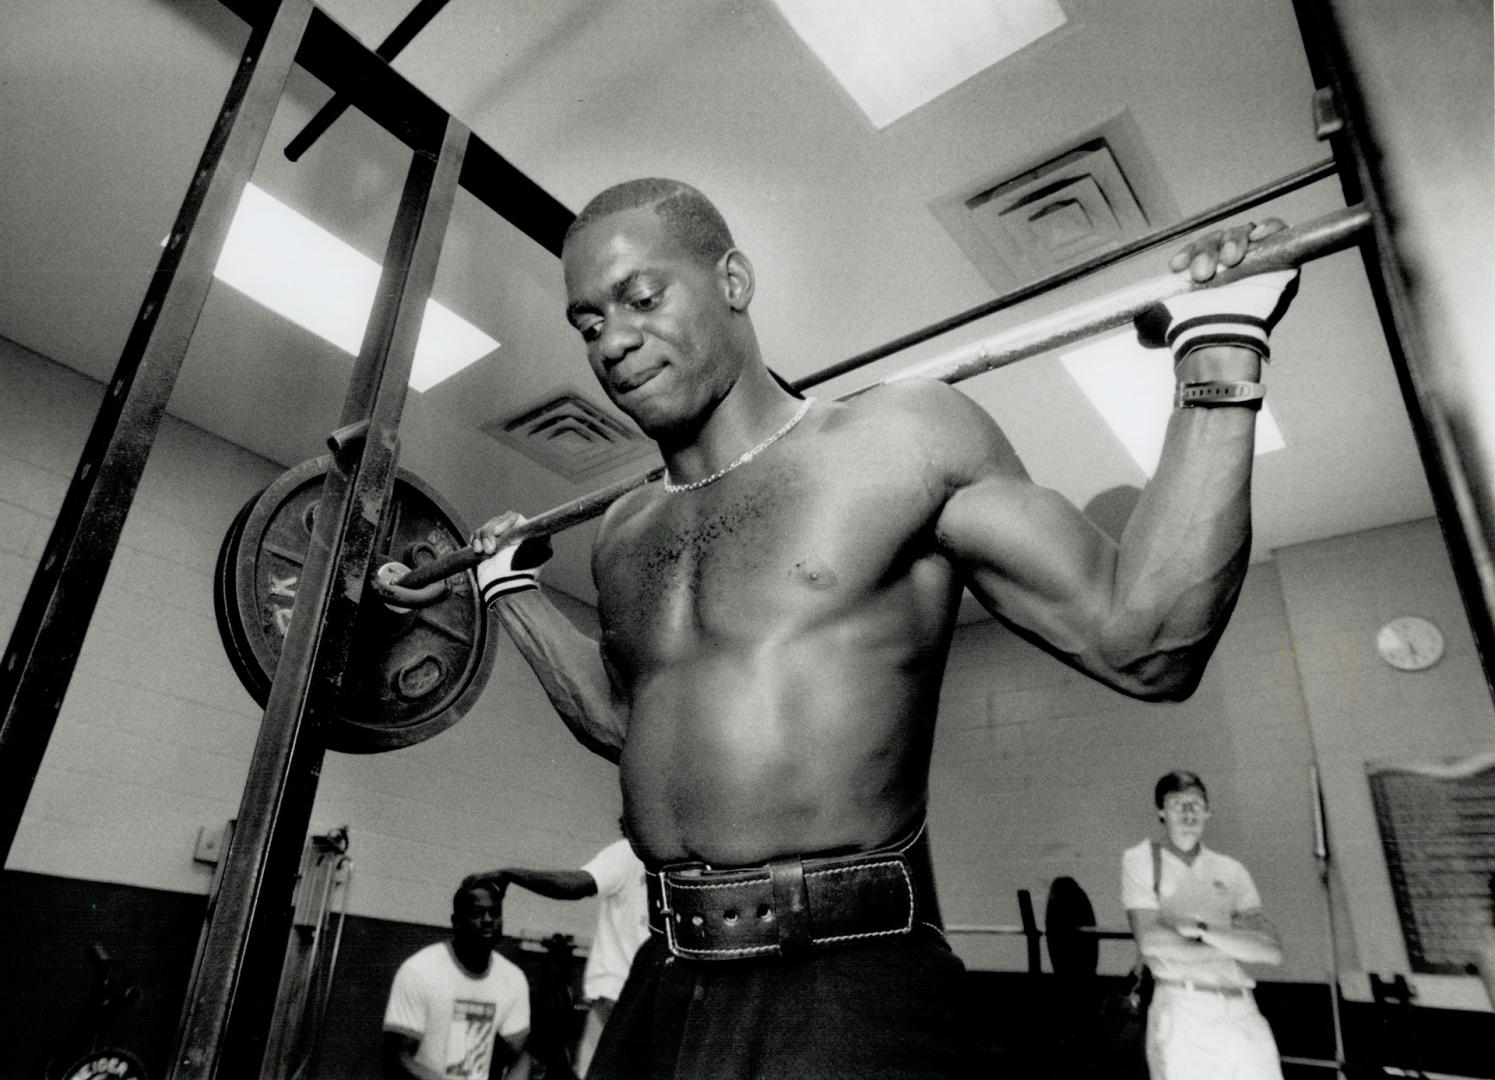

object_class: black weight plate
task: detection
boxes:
[213,457,496,753]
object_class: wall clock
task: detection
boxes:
[1375,615,1445,671]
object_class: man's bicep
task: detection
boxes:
[1120,853,1160,912]
[1127,908,1163,938]
[937,468,1117,648]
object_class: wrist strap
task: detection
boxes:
[481,577,540,605]
[1174,380,1266,410]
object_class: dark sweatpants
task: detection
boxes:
[586,929,976,1079]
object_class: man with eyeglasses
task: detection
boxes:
[1122,770,1285,1079]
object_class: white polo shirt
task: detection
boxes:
[1121,840,1263,989]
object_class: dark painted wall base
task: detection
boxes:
[3,872,1491,1078]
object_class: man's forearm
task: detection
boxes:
[387,1049,445,1080]
[500,868,597,900]
[490,591,627,762]
[1141,916,1283,966]
[1138,923,1221,961]
[1104,346,1260,696]
[1198,923,1282,965]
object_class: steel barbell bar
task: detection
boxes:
[374,203,1372,604]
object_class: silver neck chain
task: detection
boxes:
[662,398,815,494]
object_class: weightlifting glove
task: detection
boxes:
[476,522,553,605]
[1135,268,1300,366]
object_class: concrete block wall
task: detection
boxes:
[0,336,622,946]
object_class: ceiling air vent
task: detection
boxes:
[932,113,1178,293]
[481,391,658,482]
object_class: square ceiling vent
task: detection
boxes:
[482,391,658,482]
[932,113,1178,292]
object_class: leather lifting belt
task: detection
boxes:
[645,821,944,961]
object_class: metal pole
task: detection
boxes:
[1293,0,1495,693]
[1017,889,1043,975]
[0,0,313,865]
[167,116,469,1080]
[1310,765,1349,1080]
[283,0,455,162]
[384,204,1372,595]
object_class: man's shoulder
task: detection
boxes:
[584,837,641,890]
[839,377,977,428]
[395,941,450,981]
[1121,838,1154,862]
[1198,846,1251,878]
[487,950,530,988]
[834,379,1020,475]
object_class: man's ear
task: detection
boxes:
[720,248,755,312]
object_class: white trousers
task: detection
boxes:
[1145,984,1284,1080]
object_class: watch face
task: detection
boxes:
[1375,616,1445,671]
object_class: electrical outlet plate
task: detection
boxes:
[193,823,226,865]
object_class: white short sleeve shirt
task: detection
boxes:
[384,941,530,1078]
[581,838,650,1001]
[1121,840,1264,989]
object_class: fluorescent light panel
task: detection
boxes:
[1061,332,1285,476]
[190,183,497,392]
[770,0,1067,128]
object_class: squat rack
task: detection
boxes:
[0,2,1488,1078]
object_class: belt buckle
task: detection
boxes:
[655,863,714,960]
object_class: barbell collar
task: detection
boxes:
[371,560,449,609]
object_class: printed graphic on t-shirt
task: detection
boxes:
[443,998,496,1077]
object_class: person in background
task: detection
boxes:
[468,822,649,1077]
[1123,770,1284,1079]
[384,880,532,1080]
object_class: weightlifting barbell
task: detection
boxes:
[372,204,1370,607]
[944,884,1134,977]
[214,204,1370,747]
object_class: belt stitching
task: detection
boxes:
[646,823,929,955]
[655,858,916,954]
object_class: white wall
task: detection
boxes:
[1277,520,1495,1010]
[0,336,622,945]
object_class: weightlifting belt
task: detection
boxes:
[645,821,943,961]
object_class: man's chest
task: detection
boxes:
[595,450,944,646]
[1161,857,1238,922]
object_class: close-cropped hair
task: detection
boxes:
[453,880,500,913]
[1154,769,1209,809]
[565,177,736,267]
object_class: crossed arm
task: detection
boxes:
[1127,906,1283,966]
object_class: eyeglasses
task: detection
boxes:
[1164,800,1208,814]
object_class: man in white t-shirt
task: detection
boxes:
[468,825,648,1077]
[1122,770,1284,1080]
[384,881,532,1080]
